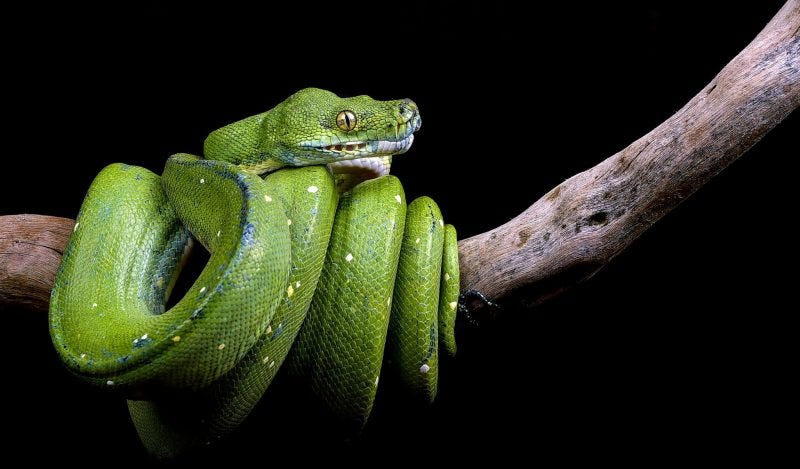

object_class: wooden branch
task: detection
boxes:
[0,215,74,312]
[1,1,798,313]
[459,0,799,306]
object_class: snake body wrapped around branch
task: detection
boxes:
[48,88,460,458]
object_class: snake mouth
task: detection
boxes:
[323,131,413,181]
[311,126,416,183]
[322,129,413,184]
[319,133,414,161]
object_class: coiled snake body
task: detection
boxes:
[49,88,459,457]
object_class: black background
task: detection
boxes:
[1,1,795,465]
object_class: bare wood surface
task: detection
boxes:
[0,215,74,312]
[459,0,799,305]
[1,1,799,313]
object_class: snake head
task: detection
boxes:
[204,88,421,180]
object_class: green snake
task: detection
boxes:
[49,88,460,458]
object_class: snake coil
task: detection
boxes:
[49,89,459,458]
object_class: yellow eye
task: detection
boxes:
[336,110,357,131]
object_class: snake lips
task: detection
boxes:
[49,88,458,459]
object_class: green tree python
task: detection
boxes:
[49,88,460,458]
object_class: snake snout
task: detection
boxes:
[399,98,417,117]
[398,98,421,133]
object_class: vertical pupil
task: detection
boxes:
[338,111,355,130]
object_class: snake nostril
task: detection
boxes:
[399,98,418,118]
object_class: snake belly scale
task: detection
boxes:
[49,88,459,457]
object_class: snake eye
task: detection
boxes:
[336,110,357,131]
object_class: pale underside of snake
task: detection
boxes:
[49,88,460,458]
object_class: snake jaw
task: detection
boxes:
[321,141,369,153]
[325,129,414,181]
[310,130,415,159]
[320,133,415,156]
[306,132,415,187]
[327,155,393,179]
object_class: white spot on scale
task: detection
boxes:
[106,380,114,386]
[439,219,444,227]
[375,376,380,386]
[295,281,301,288]
[266,325,272,334]
[217,230,221,237]
[387,297,391,306]
[394,195,402,203]
[264,195,273,203]
[262,355,270,364]
[141,333,148,340]
[419,364,430,374]
[92,303,98,308]
[199,286,206,293]
[415,238,420,244]
[218,343,225,350]
[269,360,275,368]
[444,273,450,282]
[287,285,294,298]
[345,253,353,262]
[73,222,79,232]
[287,219,292,226]
[449,301,457,310]
[80,353,87,359]
[307,185,319,193]
[200,178,205,184]
[172,336,181,342]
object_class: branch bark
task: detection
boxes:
[0,215,74,312]
[459,0,799,306]
[1,1,799,313]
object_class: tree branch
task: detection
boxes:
[0,215,74,313]
[459,0,799,306]
[1,1,799,313]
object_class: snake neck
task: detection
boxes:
[203,111,287,174]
